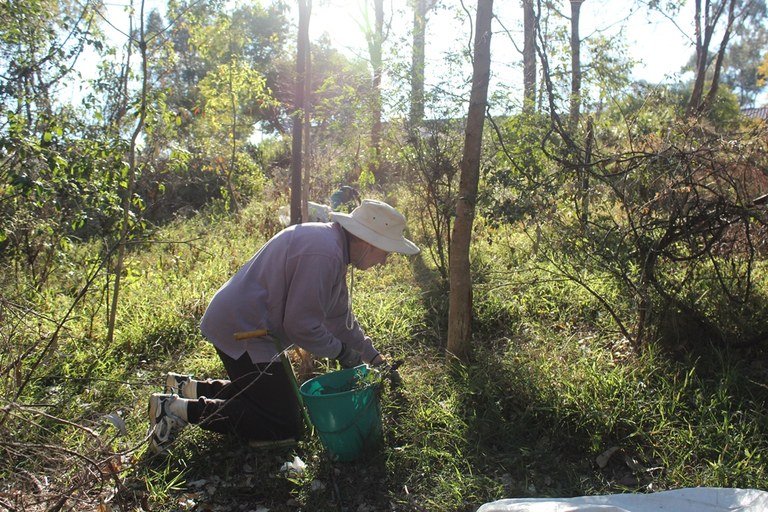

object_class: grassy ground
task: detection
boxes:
[2,199,768,511]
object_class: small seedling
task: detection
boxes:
[352,367,381,391]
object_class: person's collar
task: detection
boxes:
[336,222,351,265]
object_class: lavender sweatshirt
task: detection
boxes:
[200,222,379,364]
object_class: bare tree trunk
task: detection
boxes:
[299,21,315,378]
[291,0,310,225]
[410,0,427,128]
[522,0,536,113]
[302,1,312,222]
[570,1,589,228]
[228,30,240,215]
[107,0,148,345]
[446,0,493,361]
[581,116,593,228]
[687,0,736,115]
[689,0,708,112]
[703,0,736,110]
[370,0,384,183]
[569,0,583,129]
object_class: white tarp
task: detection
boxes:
[277,201,332,226]
[477,487,768,512]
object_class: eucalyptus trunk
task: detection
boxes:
[370,0,384,183]
[302,1,312,222]
[569,0,583,129]
[522,0,536,112]
[108,1,148,345]
[446,0,493,361]
[291,0,310,225]
[687,0,737,115]
[410,0,427,127]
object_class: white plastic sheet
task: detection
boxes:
[477,487,768,512]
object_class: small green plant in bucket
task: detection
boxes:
[353,366,382,389]
[300,365,383,461]
[316,365,381,394]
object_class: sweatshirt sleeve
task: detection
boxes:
[281,252,379,363]
[324,296,379,363]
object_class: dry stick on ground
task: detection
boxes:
[1,401,134,510]
[1,252,128,510]
[1,441,109,510]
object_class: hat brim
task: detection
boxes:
[331,212,420,255]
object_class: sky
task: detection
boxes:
[76,0,719,108]
[304,0,695,85]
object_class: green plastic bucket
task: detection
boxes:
[299,365,382,461]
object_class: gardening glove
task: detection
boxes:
[336,342,362,368]
[377,359,403,388]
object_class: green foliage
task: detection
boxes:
[758,52,768,87]
[495,84,768,350]
[4,0,768,509]
[718,0,768,106]
[482,111,562,226]
[138,461,190,506]
[4,191,768,510]
[131,1,289,217]
[278,38,378,197]
[395,120,465,281]
[603,82,743,135]
[600,83,686,143]
[0,113,133,285]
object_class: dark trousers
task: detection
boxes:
[186,349,303,441]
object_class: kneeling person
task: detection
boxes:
[148,199,419,453]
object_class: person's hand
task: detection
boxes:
[336,343,362,368]
[370,354,386,367]
[374,358,402,387]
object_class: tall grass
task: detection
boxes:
[2,200,767,511]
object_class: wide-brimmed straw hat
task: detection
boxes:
[331,199,420,255]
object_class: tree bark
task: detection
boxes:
[291,0,310,225]
[370,0,384,183]
[581,116,593,228]
[302,0,312,222]
[703,0,736,110]
[410,0,428,127]
[689,0,711,113]
[687,0,737,116]
[107,1,147,345]
[446,0,493,361]
[569,0,583,129]
[522,0,536,113]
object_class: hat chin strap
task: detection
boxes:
[346,266,355,331]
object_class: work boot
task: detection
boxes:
[165,372,194,398]
[148,393,188,454]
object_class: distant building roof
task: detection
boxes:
[741,107,768,120]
